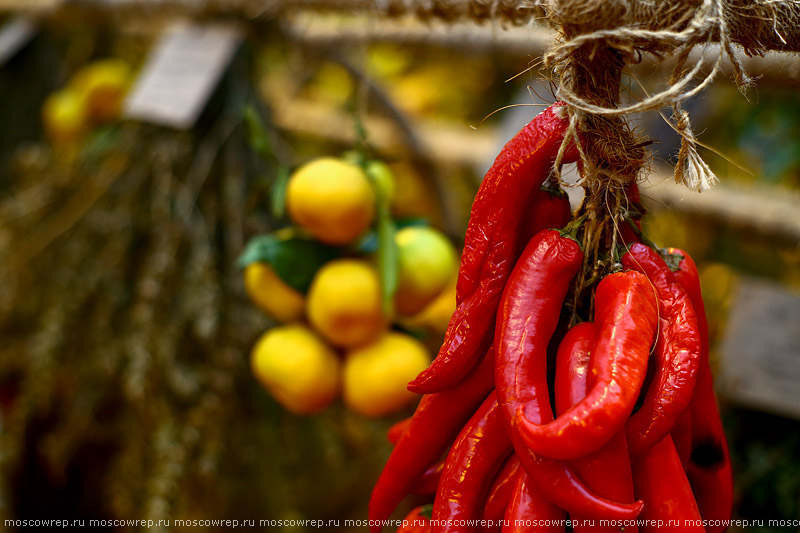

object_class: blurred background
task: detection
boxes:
[1,3,799,532]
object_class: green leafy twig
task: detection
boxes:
[243,104,291,219]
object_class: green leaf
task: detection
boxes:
[355,230,379,254]
[366,161,398,315]
[244,105,293,219]
[418,504,434,520]
[243,105,273,161]
[238,232,340,293]
[395,217,429,229]
[80,125,119,164]
[271,166,290,219]
[341,150,364,167]
[661,249,684,273]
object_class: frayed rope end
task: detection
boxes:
[674,108,718,192]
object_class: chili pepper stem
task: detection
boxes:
[559,214,588,242]
[623,217,660,250]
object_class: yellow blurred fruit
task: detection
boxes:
[306,62,353,107]
[243,262,305,323]
[42,89,87,144]
[401,275,457,336]
[367,44,411,79]
[700,262,738,307]
[72,59,131,123]
[286,157,376,245]
[343,331,430,417]
[307,259,387,348]
[394,226,458,316]
[388,162,439,221]
[391,71,441,116]
[366,159,396,205]
[251,324,340,415]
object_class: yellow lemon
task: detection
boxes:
[243,262,305,323]
[394,226,458,316]
[401,274,457,336]
[251,324,340,415]
[307,259,387,348]
[343,331,430,417]
[286,158,376,245]
[72,59,131,123]
[42,89,87,145]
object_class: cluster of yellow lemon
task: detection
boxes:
[41,59,131,145]
[246,157,458,417]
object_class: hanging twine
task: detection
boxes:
[545,0,771,193]
[532,0,800,290]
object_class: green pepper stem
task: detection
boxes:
[624,218,659,250]
[559,214,588,243]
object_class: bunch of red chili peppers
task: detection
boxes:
[370,103,734,533]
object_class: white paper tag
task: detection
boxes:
[718,276,800,420]
[124,22,242,129]
[0,17,36,66]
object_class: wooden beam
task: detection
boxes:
[283,15,800,88]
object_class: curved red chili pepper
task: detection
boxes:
[387,417,411,445]
[482,456,521,528]
[386,417,444,496]
[432,391,512,533]
[410,461,444,496]
[495,229,643,520]
[518,182,572,255]
[553,323,596,413]
[502,471,565,533]
[686,370,734,533]
[554,322,638,533]
[632,435,705,532]
[370,350,495,533]
[671,408,694,471]
[620,243,702,457]
[668,247,733,533]
[397,506,433,533]
[409,103,574,394]
[516,270,659,460]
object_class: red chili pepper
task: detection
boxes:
[685,371,734,533]
[667,248,733,533]
[387,418,411,445]
[432,391,513,533]
[671,408,694,471]
[386,418,444,496]
[554,323,597,412]
[409,103,574,394]
[518,182,572,255]
[516,270,659,460]
[631,435,705,532]
[554,322,638,533]
[397,506,433,533]
[620,243,702,457]
[502,471,566,533]
[370,350,495,533]
[482,456,521,528]
[495,229,643,520]
[410,461,444,496]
